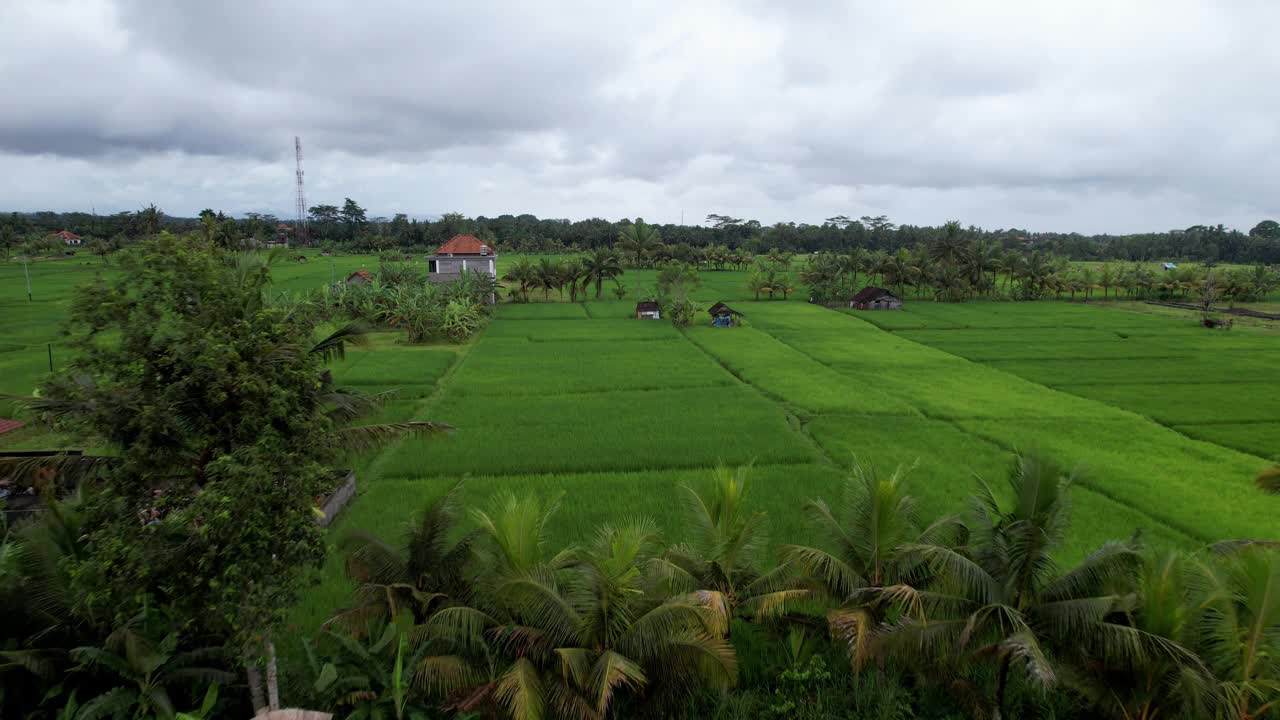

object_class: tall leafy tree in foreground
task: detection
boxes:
[5,235,446,714]
[880,453,1148,720]
[779,462,961,670]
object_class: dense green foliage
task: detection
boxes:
[9,207,1280,264]
[0,237,447,718]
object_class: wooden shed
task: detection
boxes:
[708,302,743,327]
[850,286,902,310]
[635,301,661,320]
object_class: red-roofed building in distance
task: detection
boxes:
[428,235,497,289]
[50,230,82,246]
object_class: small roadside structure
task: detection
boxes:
[708,302,743,327]
[850,286,902,311]
[345,269,373,286]
[50,230,82,246]
[635,301,661,319]
[0,418,24,436]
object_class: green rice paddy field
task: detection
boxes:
[1,253,1278,642]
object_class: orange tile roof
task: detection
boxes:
[435,234,492,255]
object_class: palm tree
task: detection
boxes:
[617,220,662,268]
[930,221,969,267]
[966,239,1000,296]
[746,265,769,301]
[534,258,561,301]
[1071,550,1212,720]
[580,248,623,299]
[69,618,234,720]
[502,258,536,303]
[429,499,736,719]
[879,453,1147,720]
[656,466,801,623]
[491,520,737,718]
[1196,545,1280,720]
[1099,264,1117,300]
[331,483,477,629]
[779,461,961,670]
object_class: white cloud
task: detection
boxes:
[0,0,1276,233]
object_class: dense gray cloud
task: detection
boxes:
[1,0,1277,232]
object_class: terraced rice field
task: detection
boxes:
[2,255,1276,645]
[282,297,1279,634]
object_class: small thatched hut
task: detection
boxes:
[850,286,902,310]
[635,301,661,319]
[708,302,743,327]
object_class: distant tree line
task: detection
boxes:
[5,204,1280,264]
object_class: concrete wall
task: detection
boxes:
[428,255,497,284]
[318,470,356,528]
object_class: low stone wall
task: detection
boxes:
[318,470,356,528]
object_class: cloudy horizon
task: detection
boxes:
[1,0,1277,234]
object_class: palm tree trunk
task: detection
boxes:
[266,639,280,710]
[994,654,1012,720]
[244,644,267,714]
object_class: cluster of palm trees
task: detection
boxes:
[616,220,754,270]
[502,249,625,302]
[315,455,1280,720]
[802,222,1280,304]
[746,258,797,300]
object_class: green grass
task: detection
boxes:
[483,318,681,341]
[684,327,918,415]
[330,347,458,386]
[985,356,1280,386]
[955,417,1274,544]
[1173,422,1279,460]
[495,303,590,320]
[1058,382,1280,424]
[459,337,734,395]
[381,385,820,477]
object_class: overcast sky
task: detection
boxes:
[1,1,1277,233]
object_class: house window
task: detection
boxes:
[428,259,438,273]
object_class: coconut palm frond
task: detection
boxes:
[1041,538,1143,602]
[779,544,865,601]
[495,657,546,720]
[590,650,647,716]
[311,321,371,363]
[413,654,480,696]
